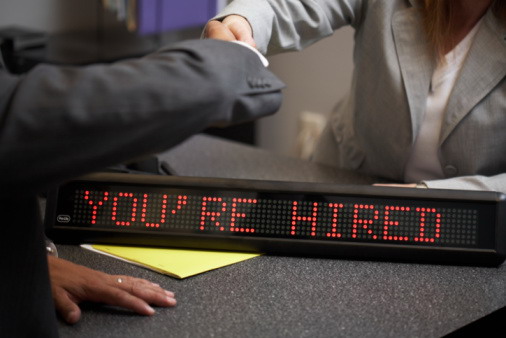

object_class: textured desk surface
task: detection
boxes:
[57,135,506,337]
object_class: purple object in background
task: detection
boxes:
[137,0,217,35]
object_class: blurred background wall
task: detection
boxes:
[0,0,100,33]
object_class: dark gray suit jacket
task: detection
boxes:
[0,39,283,336]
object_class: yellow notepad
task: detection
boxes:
[82,244,262,279]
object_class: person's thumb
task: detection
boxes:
[204,20,236,41]
[222,15,257,48]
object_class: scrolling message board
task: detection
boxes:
[45,173,506,266]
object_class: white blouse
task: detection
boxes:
[404,20,482,183]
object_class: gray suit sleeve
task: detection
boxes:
[215,0,367,55]
[0,39,284,191]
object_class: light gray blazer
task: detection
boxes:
[218,0,506,192]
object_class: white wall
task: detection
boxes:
[260,27,354,157]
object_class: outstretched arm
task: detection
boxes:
[204,0,367,55]
[0,39,283,193]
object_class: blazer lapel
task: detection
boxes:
[440,9,506,143]
[392,4,435,143]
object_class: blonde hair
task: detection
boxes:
[421,0,506,61]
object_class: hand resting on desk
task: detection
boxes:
[48,256,176,324]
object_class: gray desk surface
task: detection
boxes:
[57,135,506,337]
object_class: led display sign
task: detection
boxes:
[45,173,506,266]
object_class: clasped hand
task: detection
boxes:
[204,15,257,48]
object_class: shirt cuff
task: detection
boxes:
[231,40,269,67]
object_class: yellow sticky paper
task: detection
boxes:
[91,245,262,279]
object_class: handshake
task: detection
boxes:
[204,15,257,49]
